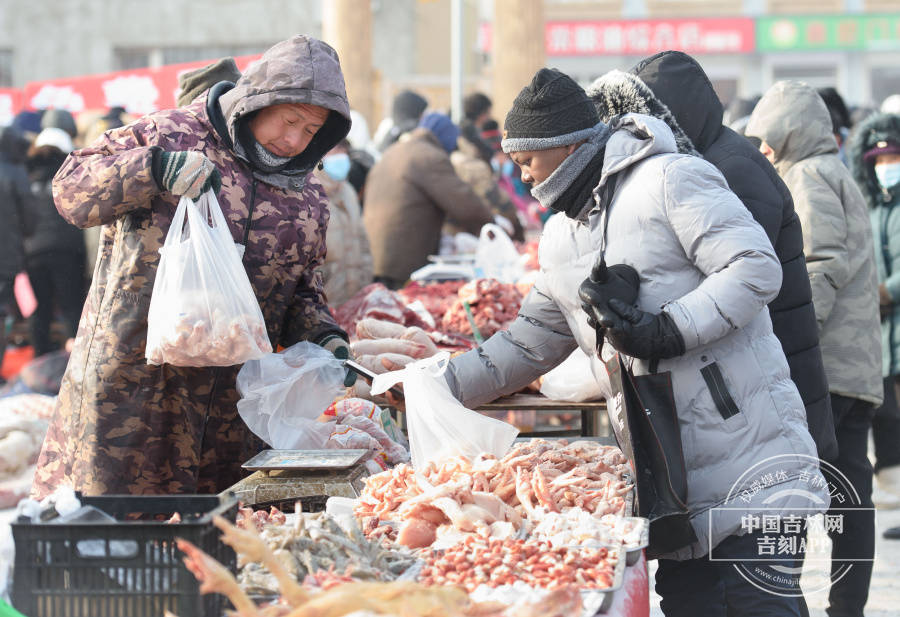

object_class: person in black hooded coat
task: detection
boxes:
[0,126,35,378]
[629,50,837,461]
[24,133,87,357]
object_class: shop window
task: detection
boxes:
[0,50,13,87]
[772,65,838,89]
[710,78,738,107]
[114,48,153,71]
[871,66,900,108]
[161,45,269,66]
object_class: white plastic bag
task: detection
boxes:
[371,352,518,469]
[236,342,345,449]
[146,190,272,367]
[540,348,604,402]
[474,223,525,283]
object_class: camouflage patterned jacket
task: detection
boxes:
[33,35,352,497]
[747,81,883,405]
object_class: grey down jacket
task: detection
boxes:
[446,114,828,560]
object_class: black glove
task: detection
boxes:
[578,262,640,330]
[599,298,686,361]
[152,150,222,200]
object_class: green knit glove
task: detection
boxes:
[152,150,222,200]
[321,334,357,387]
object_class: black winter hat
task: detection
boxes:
[391,89,428,126]
[502,68,600,152]
[463,92,492,121]
[41,109,77,139]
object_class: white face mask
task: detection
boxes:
[876,162,900,190]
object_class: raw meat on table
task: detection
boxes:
[442,279,523,339]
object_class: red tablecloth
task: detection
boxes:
[604,551,649,617]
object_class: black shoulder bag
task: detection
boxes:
[593,174,697,559]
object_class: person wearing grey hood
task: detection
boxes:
[33,35,354,498]
[443,68,826,617]
[747,80,882,617]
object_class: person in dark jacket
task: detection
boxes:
[460,92,496,164]
[364,112,493,287]
[373,89,428,153]
[24,127,86,357]
[629,50,837,461]
[0,125,35,380]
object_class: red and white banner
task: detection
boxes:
[0,88,22,126]
[6,54,261,120]
[479,18,755,56]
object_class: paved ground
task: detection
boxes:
[649,505,900,617]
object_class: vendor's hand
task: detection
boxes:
[320,334,357,386]
[384,386,405,412]
[600,298,686,361]
[578,262,640,329]
[153,150,222,200]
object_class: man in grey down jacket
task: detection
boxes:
[445,68,827,617]
[627,51,836,462]
[748,80,883,617]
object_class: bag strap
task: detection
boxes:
[596,172,620,270]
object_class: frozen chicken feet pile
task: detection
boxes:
[354,439,632,549]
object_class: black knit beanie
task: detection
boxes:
[502,68,600,152]
[392,90,429,125]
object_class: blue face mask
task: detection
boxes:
[322,152,351,182]
[876,162,900,190]
[502,159,515,178]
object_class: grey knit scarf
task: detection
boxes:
[253,141,293,169]
[529,122,611,219]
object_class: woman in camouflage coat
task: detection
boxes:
[33,35,353,497]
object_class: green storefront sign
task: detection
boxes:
[758,14,900,51]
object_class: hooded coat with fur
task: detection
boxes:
[850,112,900,376]
[627,52,836,460]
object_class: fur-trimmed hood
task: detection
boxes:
[849,112,900,209]
[587,70,699,156]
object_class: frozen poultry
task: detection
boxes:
[213,514,311,608]
[179,537,505,617]
[177,538,261,616]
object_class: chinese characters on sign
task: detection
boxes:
[477,18,756,56]
[544,19,755,56]
[758,14,900,51]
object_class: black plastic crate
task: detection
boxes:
[11,494,238,617]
